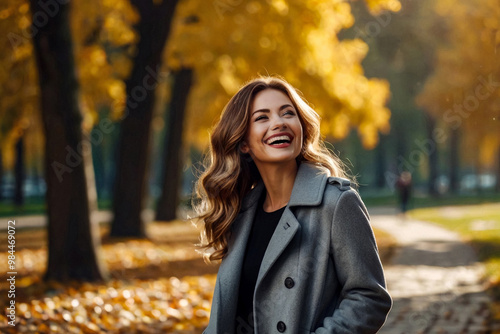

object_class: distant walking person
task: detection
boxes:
[396,171,412,214]
[194,76,392,333]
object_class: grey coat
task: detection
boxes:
[204,162,392,334]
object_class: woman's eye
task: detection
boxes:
[254,110,294,121]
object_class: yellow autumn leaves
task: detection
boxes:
[0,275,216,333]
[166,0,400,150]
[0,222,215,333]
[0,0,402,173]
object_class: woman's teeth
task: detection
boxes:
[267,135,291,145]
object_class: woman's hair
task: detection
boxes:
[193,75,354,262]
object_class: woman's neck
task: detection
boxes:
[257,160,298,212]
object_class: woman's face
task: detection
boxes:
[241,88,303,168]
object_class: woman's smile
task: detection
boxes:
[265,132,294,148]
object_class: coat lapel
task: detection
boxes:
[255,162,328,291]
[215,162,329,331]
[254,208,300,289]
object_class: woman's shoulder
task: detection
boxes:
[326,176,352,191]
[323,175,364,210]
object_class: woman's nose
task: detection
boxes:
[271,115,287,130]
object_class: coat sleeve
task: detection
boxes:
[313,189,392,334]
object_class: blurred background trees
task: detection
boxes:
[416,0,500,193]
[0,0,499,281]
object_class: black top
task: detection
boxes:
[235,191,286,334]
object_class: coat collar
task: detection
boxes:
[240,162,329,211]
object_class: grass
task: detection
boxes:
[0,197,112,217]
[408,203,500,288]
[0,196,47,217]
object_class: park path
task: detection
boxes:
[0,210,114,230]
[369,207,497,334]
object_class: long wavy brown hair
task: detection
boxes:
[193,76,354,262]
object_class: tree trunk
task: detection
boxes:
[30,0,108,282]
[448,128,460,194]
[156,68,194,221]
[375,134,386,188]
[395,116,406,160]
[91,125,106,200]
[110,0,180,237]
[426,114,439,196]
[0,148,3,202]
[496,145,500,193]
[474,150,482,195]
[474,169,481,194]
[14,135,25,207]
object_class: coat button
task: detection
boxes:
[284,277,294,289]
[277,321,286,332]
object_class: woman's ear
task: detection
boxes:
[240,141,250,154]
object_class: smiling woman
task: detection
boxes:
[193,76,392,334]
